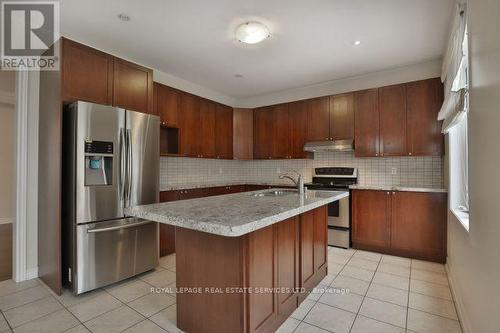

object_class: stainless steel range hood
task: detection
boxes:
[303,139,354,152]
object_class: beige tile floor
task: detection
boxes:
[0,249,463,333]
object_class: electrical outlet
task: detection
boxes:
[391,167,398,175]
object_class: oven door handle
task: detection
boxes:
[87,220,155,233]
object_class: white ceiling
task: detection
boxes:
[61,0,454,99]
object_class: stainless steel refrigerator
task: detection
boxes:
[62,101,160,294]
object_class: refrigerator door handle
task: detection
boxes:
[126,129,133,207]
[86,220,154,233]
[119,128,126,201]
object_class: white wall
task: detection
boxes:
[446,1,500,332]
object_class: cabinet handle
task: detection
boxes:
[392,192,396,195]
[408,152,412,156]
[386,192,390,195]
[381,153,384,157]
[376,153,379,157]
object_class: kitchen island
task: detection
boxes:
[126,189,348,333]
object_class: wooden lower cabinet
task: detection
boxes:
[176,206,327,333]
[352,190,391,249]
[352,190,447,263]
[391,191,447,262]
[300,206,328,298]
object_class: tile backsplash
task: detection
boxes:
[160,152,444,191]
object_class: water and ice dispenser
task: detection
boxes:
[84,140,113,186]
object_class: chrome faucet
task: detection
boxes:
[279,170,305,195]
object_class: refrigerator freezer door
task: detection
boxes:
[125,110,160,208]
[75,102,126,224]
[75,218,159,294]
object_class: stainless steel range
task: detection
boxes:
[304,167,358,249]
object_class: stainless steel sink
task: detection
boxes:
[251,189,298,197]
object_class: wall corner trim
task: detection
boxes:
[446,261,473,333]
[14,71,29,282]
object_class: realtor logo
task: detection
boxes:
[1,1,60,70]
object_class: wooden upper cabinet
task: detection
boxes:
[307,97,330,141]
[406,78,444,156]
[352,190,391,249]
[330,93,354,140]
[155,83,180,126]
[179,93,200,157]
[233,108,253,160]
[254,107,274,159]
[272,104,290,159]
[113,58,153,114]
[215,104,233,159]
[379,84,407,156]
[391,191,447,261]
[288,100,308,158]
[354,89,380,157]
[61,38,113,105]
[199,99,216,158]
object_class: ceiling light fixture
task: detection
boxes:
[117,13,131,22]
[235,22,270,44]
[353,40,361,46]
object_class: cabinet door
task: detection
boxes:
[300,210,315,287]
[352,190,391,249]
[289,100,308,159]
[113,58,153,114]
[215,104,233,159]
[313,206,327,272]
[379,84,407,156]
[233,108,254,160]
[253,107,274,159]
[277,217,299,318]
[307,97,330,141]
[199,99,216,158]
[248,225,278,333]
[272,104,290,159]
[155,83,180,127]
[406,78,444,156]
[391,192,447,262]
[354,89,380,157]
[159,191,180,257]
[179,93,200,157]
[330,93,354,140]
[62,38,113,105]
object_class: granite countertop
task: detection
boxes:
[125,189,348,237]
[160,181,292,191]
[349,185,448,193]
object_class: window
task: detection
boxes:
[449,112,469,230]
[448,24,470,231]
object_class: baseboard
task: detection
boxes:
[25,267,39,280]
[446,261,473,333]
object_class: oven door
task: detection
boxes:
[327,194,350,228]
